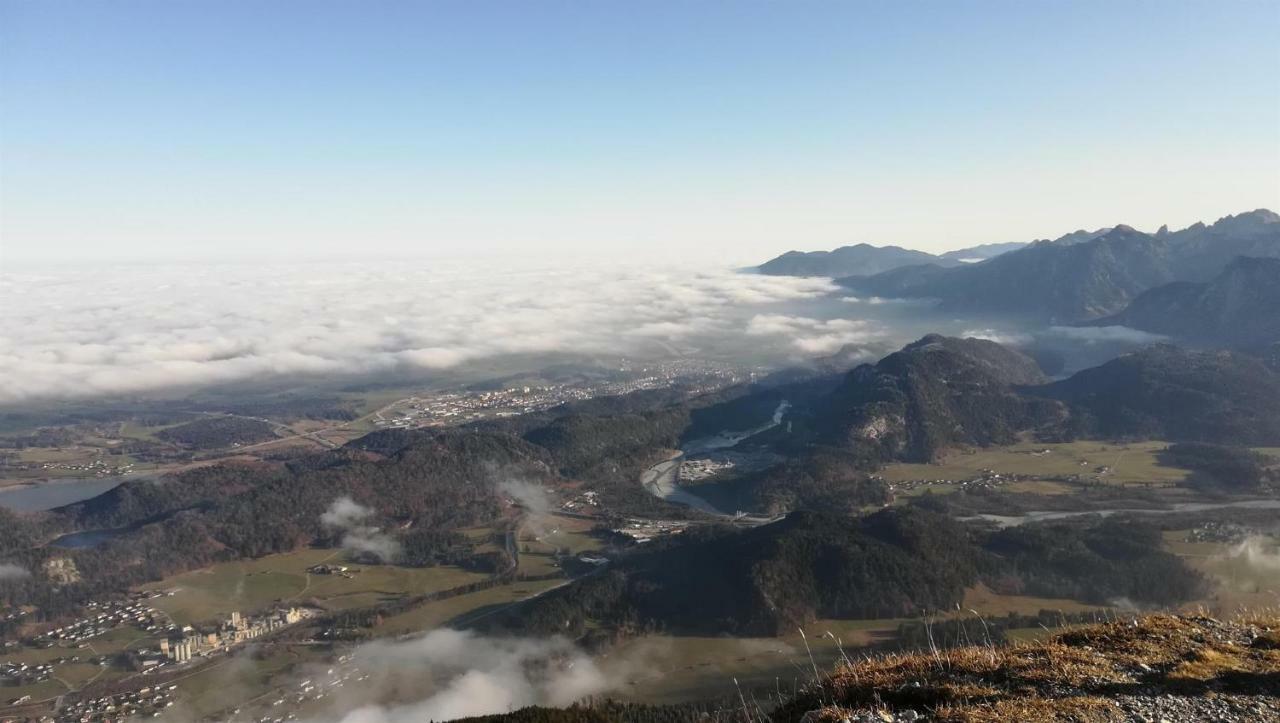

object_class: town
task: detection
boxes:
[34,598,169,646]
[51,685,178,722]
[0,457,136,478]
[0,601,315,721]
[371,359,753,430]
[157,608,310,664]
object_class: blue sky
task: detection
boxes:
[2,0,1277,264]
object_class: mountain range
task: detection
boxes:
[756,240,1044,277]
[758,209,1279,324]
[840,210,1279,322]
[756,243,955,277]
[754,223,1123,278]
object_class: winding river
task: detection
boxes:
[641,400,789,518]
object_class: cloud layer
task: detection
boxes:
[0,261,842,403]
[311,629,611,722]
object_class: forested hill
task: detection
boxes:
[1088,255,1280,350]
[0,431,553,617]
[768,335,1280,463]
[484,509,1201,640]
[814,335,1063,462]
[1027,344,1280,445]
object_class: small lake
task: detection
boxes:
[0,476,126,512]
[49,528,127,549]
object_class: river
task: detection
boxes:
[641,400,789,518]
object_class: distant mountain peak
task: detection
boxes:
[1214,208,1279,226]
[1041,227,1113,245]
[757,243,947,278]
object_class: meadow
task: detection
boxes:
[879,440,1188,487]
[141,548,490,626]
[515,513,605,576]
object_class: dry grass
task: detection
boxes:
[774,612,1280,722]
[935,696,1119,723]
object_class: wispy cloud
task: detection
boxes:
[321,497,401,563]
[0,563,30,581]
[1040,325,1167,345]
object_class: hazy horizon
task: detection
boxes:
[2,204,1274,269]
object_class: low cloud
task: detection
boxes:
[961,328,1035,347]
[1040,325,1167,345]
[321,497,401,564]
[746,313,884,355]
[497,478,554,538]
[306,629,612,722]
[0,563,30,581]
[840,295,934,307]
[1222,536,1280,575]
[0,262,841,403]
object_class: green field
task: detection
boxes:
[375,578,566,635]
[142,548,489,626]
[880,440,1188,487]
[961,583,1103,616]
[517,514,605,576]
[0,678,68,705]
[604,618,909,704]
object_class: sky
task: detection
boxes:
[1,0,1278,265]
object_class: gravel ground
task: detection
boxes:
[1113,693,1280,722]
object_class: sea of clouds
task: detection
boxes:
[0,260,889,404]
[0,260,1170,405]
